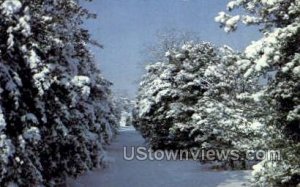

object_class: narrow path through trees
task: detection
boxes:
[68,127,251,187]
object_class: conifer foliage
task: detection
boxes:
[134,43,266,152]
[0,0,118,186]
[134,42,219,149]
[216,0,300,185]
[135,1,299,186]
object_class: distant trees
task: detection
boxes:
[0,0,119,186]
[142,29,202,64]
[113,95,134,127]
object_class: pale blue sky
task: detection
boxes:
[83,0,261,98]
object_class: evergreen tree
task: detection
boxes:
[216,0,300,185]
[189,46,267,155]
[135,42,222,149]
[0,0,118,186]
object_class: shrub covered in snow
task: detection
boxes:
[216,0,300,186]
[0,0,118,186]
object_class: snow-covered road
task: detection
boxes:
[68,127,251,187]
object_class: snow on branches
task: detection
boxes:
[0,0,119,186]
[135,42,266,154]
[216,0,300,186]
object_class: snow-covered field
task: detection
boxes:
[68,127,251,187]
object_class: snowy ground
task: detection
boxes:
[68,127,251,187]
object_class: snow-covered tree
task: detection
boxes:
[142,29,202,63]
[135,42,222,149]
[135,40,271,170]
[189,46,268,154]
[216,0,300,185]
[0,0,118,186]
